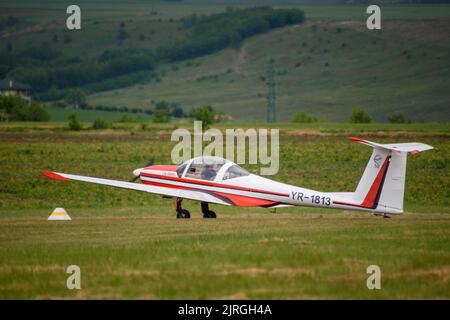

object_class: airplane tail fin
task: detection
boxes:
[348,137,433,214]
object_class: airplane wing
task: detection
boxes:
[42,170,232,206]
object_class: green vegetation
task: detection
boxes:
[64,89,87,109]
[0,122,447,212]
[84,4,449,122]
[0,0,449,299]
[0,96,49,121]
[67,112,81,131]
[48,106,152,123]
[292,111,318,123]
[152,100,171,123]
[0,5,304,102]
[170,6,304,60]
[350,107,372,124]
[92,118,111,130]
[191,105,216,127]
[389,114,410,124]
[0,121,449,299]
[0,2,448,122]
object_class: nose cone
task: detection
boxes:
[133,168,143,177]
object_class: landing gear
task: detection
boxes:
[175,199,216,218]
[176,198,190,219]
[201,202,216,219]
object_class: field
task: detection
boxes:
[0,122,449,299]
[47,106,152,122]
[1,0,450,300]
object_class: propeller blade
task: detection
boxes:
[130,158,154,182]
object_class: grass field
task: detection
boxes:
[47,107,152,122]
[0,122,449,299]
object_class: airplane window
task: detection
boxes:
[185,160,224,181]
[176,164,187,177]
[223,165,250,180]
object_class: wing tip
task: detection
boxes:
[42,170,71,182]
[348,137,368,144]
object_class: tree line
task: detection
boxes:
[0,6,305,101]
[0,96,49,121]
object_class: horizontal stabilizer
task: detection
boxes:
[349,137,433,154]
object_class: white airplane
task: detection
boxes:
[43,137,432,218]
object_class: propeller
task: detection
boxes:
[129,158,154,182]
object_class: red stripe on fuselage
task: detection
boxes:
[141,179,282,207]
[213,192,279,207]
[143,165,178,171]
[140,172,289,197]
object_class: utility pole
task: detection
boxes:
[266,59,276,123]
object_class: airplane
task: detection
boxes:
[42,137,433,219]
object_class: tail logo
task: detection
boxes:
[373,154,383,168]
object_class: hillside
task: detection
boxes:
[1,2,449,122]
[88,9,450,122]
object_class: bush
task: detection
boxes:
[153,100,171,123]
[170,103,185,118]
[350,107,372,123]
[0,95,49,121]
[28,103,50,121]
[191,105,216,127]
[68,112,81,130]
[292,111,318,123]
[388,114,410,124]
[92,118,111,129]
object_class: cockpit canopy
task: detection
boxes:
[176,156,250,181]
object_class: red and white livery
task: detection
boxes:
[43,137,433,218]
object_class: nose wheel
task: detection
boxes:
[201,202,216,219]
[176,198,190,219]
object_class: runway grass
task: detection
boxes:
[0,210,449,299]
[0,122,448,299]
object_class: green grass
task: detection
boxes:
[0,122,448,211]
[0,122,449,298]
[47,107,151,122]
[1,0,450,298]
[0,211,449,299]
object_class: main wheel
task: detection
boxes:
[203,210,216,219]
[177,209,191,219]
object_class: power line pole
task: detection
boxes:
[266,59,276,123]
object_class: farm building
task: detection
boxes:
[0,79,32,104]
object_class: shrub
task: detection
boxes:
[28,103,50,121]
[350,107,372,123]
[0,96,49,121]
[170,103,185,118]
[388,114,410,124]
[292,111,318,123]
[68,112,81,130]
[191,105,216,127]
[92,118,110,129]
[153,100,171,123]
